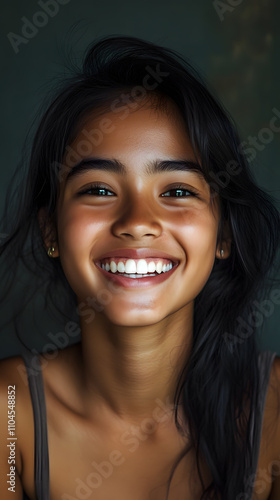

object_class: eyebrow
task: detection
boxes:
[64,157,204,184]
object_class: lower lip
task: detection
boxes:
[95,264,178,288]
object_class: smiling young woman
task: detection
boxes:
[0,35,280,500]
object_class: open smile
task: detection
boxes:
[95,250,179,287]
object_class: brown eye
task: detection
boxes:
[161,186,198,197]
[78,184,115,196]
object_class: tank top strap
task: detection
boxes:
[255,350,277,441]
[21,349,50,500]
[245,350,277,497]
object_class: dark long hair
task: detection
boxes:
[1,35,280,499]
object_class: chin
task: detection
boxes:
[103,305,164,327]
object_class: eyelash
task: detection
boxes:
[77,184,115,197]
[77,183,199,198]
[160,184,199,198]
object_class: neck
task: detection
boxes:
[77,303,193,425]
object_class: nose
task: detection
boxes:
[112,194,162,240]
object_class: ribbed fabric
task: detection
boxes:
[20,349,277,500]
[21,349,50,500]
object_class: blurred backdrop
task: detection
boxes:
[0,0,279,357]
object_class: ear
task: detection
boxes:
[216,219,232,260]
[37,207,59,258]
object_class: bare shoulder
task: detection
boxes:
[270,354,280,384]
[262,355,280,499]
[269,355,280,454]
[0,354,34,413]
[0,354,30,386]
[0,354,34,498]
[263,355,280,446]
[267,355,280,425]
[0,355,34,455]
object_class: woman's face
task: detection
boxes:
[54,98,222,326]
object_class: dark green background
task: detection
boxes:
[1,0,279,357]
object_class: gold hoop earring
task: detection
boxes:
[47,246,55,257]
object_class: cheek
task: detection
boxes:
[55,208,102,297]
[174,208,218,254]
[175,209,219,283]
[57,207,105,255]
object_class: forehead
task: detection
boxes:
[56,97,219,215]
[67,97,195,164]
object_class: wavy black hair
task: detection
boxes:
[1,35,280,499]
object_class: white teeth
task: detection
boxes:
[147,261,156,273]
[110,261,117,273]
[117,261,125,273]
[101,258,174,275]
[125,259,137,274]
[156,261,163,274]
[136,259,148,274]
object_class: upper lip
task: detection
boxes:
[96,248,179,264]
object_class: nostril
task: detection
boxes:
[111,213,162,239]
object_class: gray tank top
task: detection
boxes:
[21,349,277,500]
